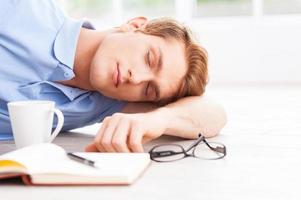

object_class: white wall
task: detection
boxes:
[188,15,301,85]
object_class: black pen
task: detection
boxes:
[67,152,100,169]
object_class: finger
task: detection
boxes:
[112,119,131,153]
[84,142,98,152]
[93,118,110,152]
[128,125,144,153]
[101,116,120,152]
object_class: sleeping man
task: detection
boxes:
[0,0,227,152]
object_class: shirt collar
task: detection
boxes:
[53,17,95,69]
[45,81,89,101]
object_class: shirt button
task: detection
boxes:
[64,72,69,77]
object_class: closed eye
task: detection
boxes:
[145,82,158,101]
[147,49,151,67]
[144,48,158,100]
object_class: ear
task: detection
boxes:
[120,16,148,32]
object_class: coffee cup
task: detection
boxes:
[7,100,64,149]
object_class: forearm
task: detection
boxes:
[153,95,227,139]
[86,95,227,153]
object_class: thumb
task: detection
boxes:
[84,142,98,152]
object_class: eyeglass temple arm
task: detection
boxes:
[151,150,184,158]
[185,133,205,152]
[186,133,226,155]
[202,139,226,154]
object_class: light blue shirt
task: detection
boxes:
[0,0,127,140]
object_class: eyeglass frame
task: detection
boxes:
[148,133,227,162]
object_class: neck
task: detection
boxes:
[59,28,110,91]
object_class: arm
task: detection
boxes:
[122,95,227,138]
[85,95,227,152]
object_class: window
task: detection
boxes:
[122,0,175,18]
[263,0,301,15]
[57,0,301,23]
[193,0,253,17]
[58,0,112,19]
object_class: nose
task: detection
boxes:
[126,68,153,85]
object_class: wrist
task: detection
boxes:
[151,107,174,133]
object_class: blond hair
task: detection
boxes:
[140,18,208,105]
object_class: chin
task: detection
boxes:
[89,74,101,90]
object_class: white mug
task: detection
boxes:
[7,100,64,149]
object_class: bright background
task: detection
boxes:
[57,0,301,86]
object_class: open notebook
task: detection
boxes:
[0,143,151,186]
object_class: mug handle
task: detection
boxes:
[48,108,64,143]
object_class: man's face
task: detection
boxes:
[90,26,187,103]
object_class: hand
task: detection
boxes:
[84,111,169,153]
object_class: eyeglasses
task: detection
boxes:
[149,134,226,162]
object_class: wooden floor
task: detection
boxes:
[0,85,300,200]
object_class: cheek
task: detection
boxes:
[90,50,106,85]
